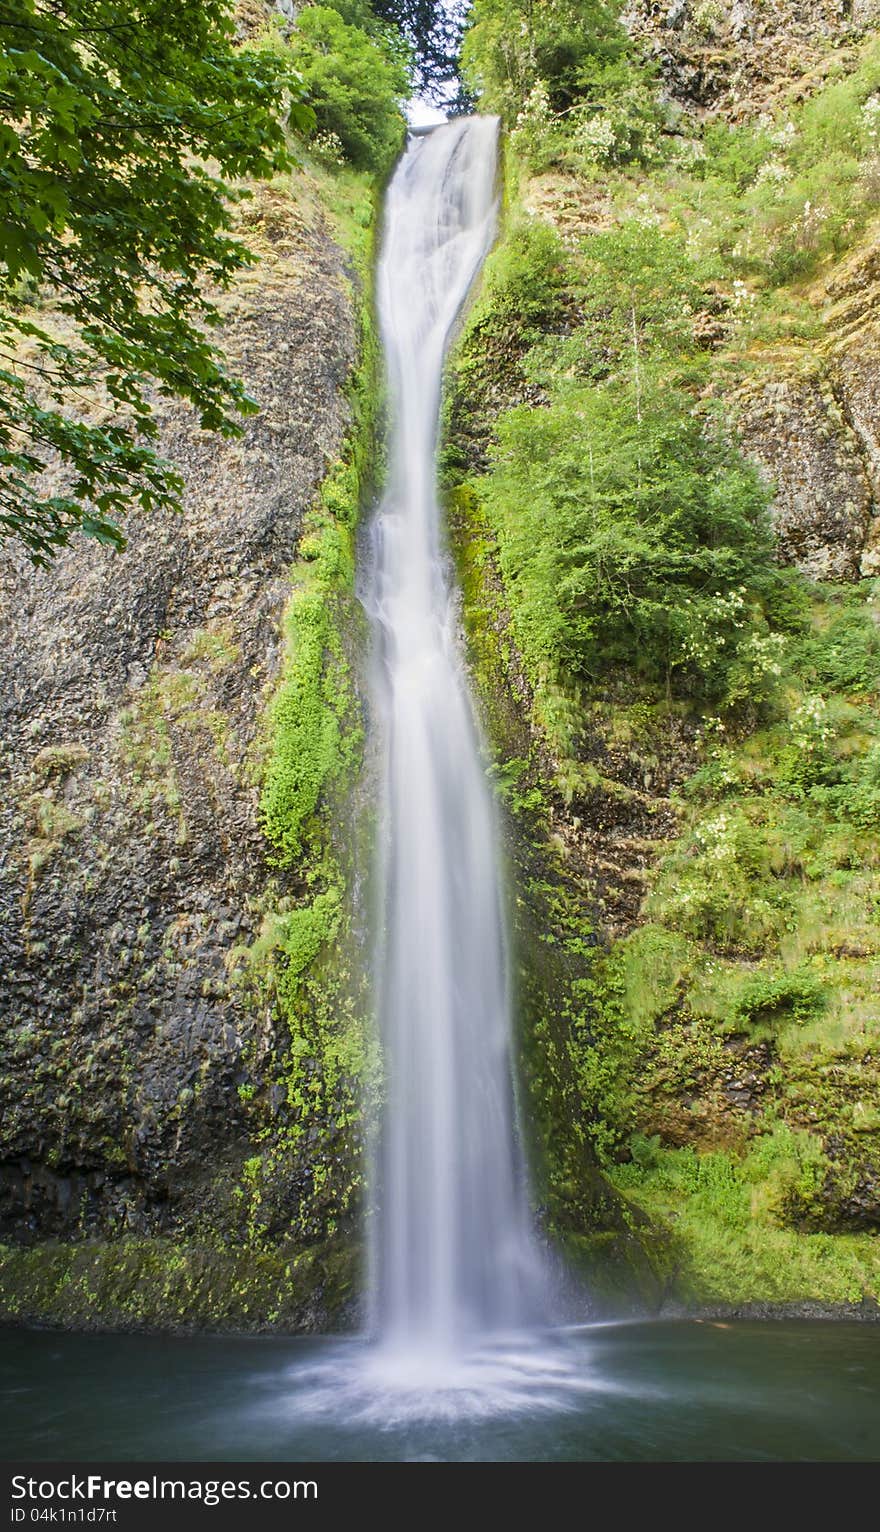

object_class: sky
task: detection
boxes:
[406,97,449,127]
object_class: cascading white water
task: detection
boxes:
[366,116,542,1362]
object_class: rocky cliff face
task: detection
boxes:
[626,0,880,118]
[625,0,880,583]
[0,180,356,1252]
[736,368,874,581]
[732,230,880,580]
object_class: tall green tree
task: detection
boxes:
[462,0,630,121]
[284,4,409,174]
[371,0,466,103]
[0,0,313,564]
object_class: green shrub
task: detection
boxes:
[732,969,826,1031]
[525,219,716,389]
[699,121,775,191]
[480,378,790,702]
[850,743,880,827]
[463,0,664,172]
[462,0,631,122]
[794,595,880,696]
[263,6,409,176]
[822,742,880,830]
[479,219,569,337]
[647,806,796,952]
[695,39,880,285]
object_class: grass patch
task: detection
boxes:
[610,1131,880,1304]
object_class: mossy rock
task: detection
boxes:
[0,1235,361,1334]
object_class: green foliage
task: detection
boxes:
[700,121,775,191]
[480,219,568,336]
[647,800,800,952]
[732,969,826,1031]
[236,866,370,1246]
[839,741,880,830]
[480,380,787,703]
[463,0,631,122]
[572,924,693,1159]
[609,1130,880,1305]
[257,156,380,875]
[453,200,806,744]
[0,0,312,562]
[463,0,664,171]
[648,715,880,949]
[691,39,880,286]
[578,592,880,1246]
[794,593,880,695]
[487,756,545,815]
[647,591,880,955]
[279,5,409,175]
[529,221,715,385]
[249,431,367,1237]
[259,503,358,867]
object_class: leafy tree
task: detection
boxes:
[283,4,409,174]
[371,0,468,104]
[462,0,631,122]
[524,219,715,391]
[0,0,312,565]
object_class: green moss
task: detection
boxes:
[116,627,244,836]
[180,624,240,670]
[258,504,360,866]
[24,793,84,876]
[446,482,533,763]
[31,742,89,781]
[0,1236,358,1333]
[257,162,379,865]
[609,1132,880,1305]
[316,163,379,278]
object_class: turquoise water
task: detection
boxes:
[2,1320,879,1461]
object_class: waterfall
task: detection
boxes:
[365,116,542,1360]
